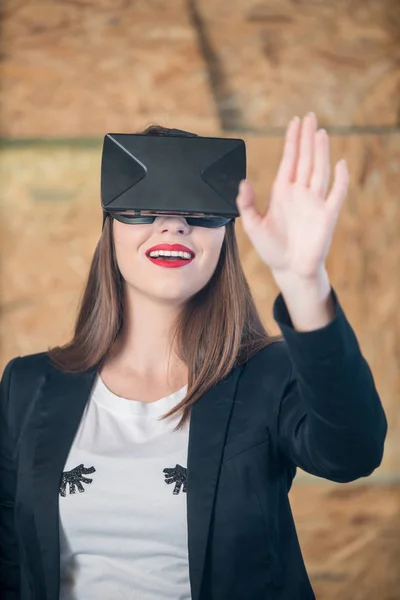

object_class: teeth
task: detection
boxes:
[149,250,192,259]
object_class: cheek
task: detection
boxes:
[194,229,225,276]
[207,229,225,264]
[113,234,135,266]
[112,224,146,274]
[113,220,154,250]
[113,221,143,245]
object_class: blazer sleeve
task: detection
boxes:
[0,356,21,598]
[272,285,388,483]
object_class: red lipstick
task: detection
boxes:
[145,243,195,269]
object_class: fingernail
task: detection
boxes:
[308,111,316,117]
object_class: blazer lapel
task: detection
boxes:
[186,364,244,600]
[31,360,244,600]
[32,363,99,600]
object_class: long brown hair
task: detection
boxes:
[48,124,283,431]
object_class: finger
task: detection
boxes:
[325,160,349,216]
[310,128,330,197]
[296,113,317,186]
[275,117,301,184]
[236,179,262,231]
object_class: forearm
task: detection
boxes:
[272,278,388,481]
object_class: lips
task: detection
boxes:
[145,243,195,257]
[145,242,195,269]
[147,256,194,268]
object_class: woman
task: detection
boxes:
[0,113,387,600]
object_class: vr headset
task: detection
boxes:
[100,128,246,230]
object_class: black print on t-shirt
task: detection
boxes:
[163,464,187,494]
[59,464,96,497]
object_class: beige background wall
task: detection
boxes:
[1,1,399,483]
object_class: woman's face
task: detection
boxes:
[112,215,226,305]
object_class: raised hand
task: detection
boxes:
[236,112,349,280]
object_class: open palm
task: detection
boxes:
[236,113,349,279]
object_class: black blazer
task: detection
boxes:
[0,286,388,600]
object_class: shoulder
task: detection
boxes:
[225,341,293,446]
[242,339,292,384]
[2,350,52,379]
[235,340,293,420]
[1,351,53,440]
[1,351,53,401]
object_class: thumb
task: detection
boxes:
[236,179,262,231]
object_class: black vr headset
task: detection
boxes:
[100,128,246,230]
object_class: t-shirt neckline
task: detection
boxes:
[92,373,188,418]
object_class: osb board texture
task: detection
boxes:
[1,0,400,137]
[1,131,399,478]
[0,0,220,137]
[288,483,400,599]
[190,0,400,130]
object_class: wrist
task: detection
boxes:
[271,267,335,331]
[271,266,331,296]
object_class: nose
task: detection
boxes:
[157,215,190,233]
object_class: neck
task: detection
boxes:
[106,287,188,381]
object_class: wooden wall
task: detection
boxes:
[1,0,399,484]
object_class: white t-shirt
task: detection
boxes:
[59,372,191,600]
